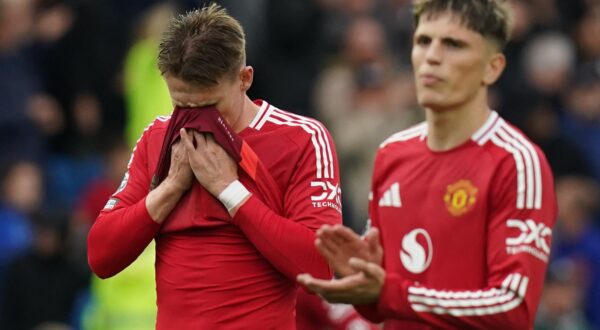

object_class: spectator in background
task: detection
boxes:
[314,16,419,230]
[250,0,325,117]
[493,0,535,126]
[535,258,590,330]
[521,105,590,178]
[123,2,174,147]
[500,31,575,127]
[551,176,600,328]
[560,66,600,183]
[522,32,575,103]
[0,160,43,316]
[76,138,158,330]
[528,0,561,30]
[573,3,600,66]
[30,0,92,154]
[0,0,58,168]
[70,138,131,268]
[30,0,119,156]
[1,214,88,330]
[0,160,43,284]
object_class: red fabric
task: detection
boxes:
[356,116,557,329]
[296,289,379,330]
[154,105,283,213]
[232,195,331,280]
[87,100,342,329]
[88,197,160,278]
[154,106,242,184]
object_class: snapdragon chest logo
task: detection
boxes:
[443,179,478,217]
[400,228,433,274]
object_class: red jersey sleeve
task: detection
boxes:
[370,148,557,329]
[232,122,342,280]
[87,121,161,279]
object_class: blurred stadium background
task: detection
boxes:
[0,0,598,329]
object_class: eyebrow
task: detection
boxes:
[415,32,469,47]
[442,37,468,46]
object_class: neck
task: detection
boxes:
[425,89,491,151]
[227,95,259,133]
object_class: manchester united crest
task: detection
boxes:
[444,179,478,217]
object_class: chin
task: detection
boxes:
[418,96,451,111]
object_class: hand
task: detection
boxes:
[165,140,194,192]
[316,225,383,277]
[180,128,238,197]
[147,140,193,223]
[297,257,385,304]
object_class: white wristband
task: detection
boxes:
[218,180,250,212]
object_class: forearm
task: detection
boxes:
[88,179,187,278]
[232,195,333,280]
[372,273,533,329]
[87,197,160,278]
[146,178,188,223]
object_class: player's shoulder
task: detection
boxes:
[379,121,428,149]
[474,113,546,163]
[150,115,172,129]
[132,115,171,145]
[250,101,332,140]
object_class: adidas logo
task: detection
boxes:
[379,182,402,207]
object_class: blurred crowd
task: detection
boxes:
[0,0,598,329]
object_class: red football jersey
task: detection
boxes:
[357,112,557,329]
[296,289,379,330]
[88,100,342,329]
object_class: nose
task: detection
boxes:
[424,40,442,65]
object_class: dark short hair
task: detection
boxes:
[413,0,512,50]
[158,3,246,86]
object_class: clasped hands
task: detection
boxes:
[297,224,386,305]
[166,128,238,197]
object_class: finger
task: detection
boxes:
[349,257,384,280]
[180,128,195,152]
[317,225,336,242]
[318,227,348,250]
[204,132,216,143]
[301,273,366,295]
[365,228,382,252]
[171,140,180,154]
[171,142,186,163]
[316,224,332,237]
[193,130,207,148]
[317,233,344,255]
[296,273,314,286]
[297,273,324,294]
[315,238,338,263]
[332,225,362,243]
[317,224,335,237]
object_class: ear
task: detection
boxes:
[483,52,506,86]
[240,66,254,92]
